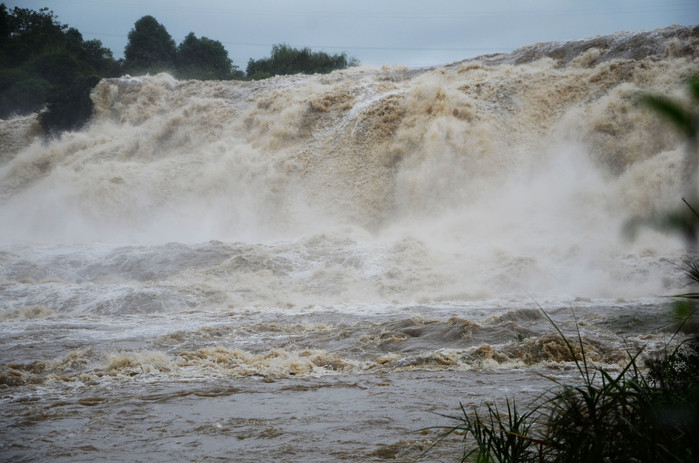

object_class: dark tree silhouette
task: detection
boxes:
[176,32,242,80]
[124,15,176,73]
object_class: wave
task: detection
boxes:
[2,304,671,386]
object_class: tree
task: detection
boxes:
[0,4,11,47]
[176,32,241,80]
[123,15,176,74]
[28,50,80,86]
[246,43,359,79]
[39,74,101,134]
[1,6,67,67]
[81,39,122,77]
[0,68,50,117]
[246,57,271,81]
[0,5,122,127]
[0,6,106,119]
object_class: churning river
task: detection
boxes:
[1,25,697,462]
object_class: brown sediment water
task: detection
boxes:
[1,25,697,462]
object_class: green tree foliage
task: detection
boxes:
[246,43,359,80]
[0,4,9,42]
[0,4,120,130]
[81,38,122,78]
[1,4,66,67]
[39,74,101,134]
[123,15,176,74]
[28,50,80,86]
[0,68,50,116]
[175,32,243,80]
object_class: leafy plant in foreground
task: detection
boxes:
[429,310,698,462]
[437,399,543,463]
[624,75,699,250]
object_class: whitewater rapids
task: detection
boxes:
[1,25,697,462]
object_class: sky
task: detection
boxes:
[6,0,698,69]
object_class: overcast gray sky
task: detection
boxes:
[6,0,698,68]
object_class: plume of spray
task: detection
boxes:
[0,27,697,302]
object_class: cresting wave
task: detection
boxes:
[0,304,673,388]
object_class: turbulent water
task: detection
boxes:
[1,25,698,461]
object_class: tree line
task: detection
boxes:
[0,5,358,132]
[246,43,359,80]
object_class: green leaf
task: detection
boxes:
[689,74,699,102]
[640,94,696,139]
